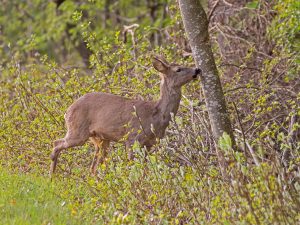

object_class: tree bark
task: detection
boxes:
[178,0,236,174]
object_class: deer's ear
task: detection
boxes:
[152,56,169,73]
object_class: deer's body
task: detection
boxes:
[64,90,177,145]
[50,56,200,175]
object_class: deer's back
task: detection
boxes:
[65,92,156,142]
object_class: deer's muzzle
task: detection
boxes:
[193,68,201,78]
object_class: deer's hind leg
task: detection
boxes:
[90,138,110,175]
[50,131,89,176]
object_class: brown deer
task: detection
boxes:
[50,56,201,175]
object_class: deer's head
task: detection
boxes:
[153,56,201,89]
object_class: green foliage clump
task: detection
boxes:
[271,0,300,57]
[269,0,300,81]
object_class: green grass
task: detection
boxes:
[0,169,82,225]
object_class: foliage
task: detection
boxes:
[271,0,300,58]
[0,0,170,65]
[269,0,300,80]
[0,0,299,224]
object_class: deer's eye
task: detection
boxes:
[176,68,181,72]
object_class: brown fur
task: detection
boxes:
[50,56,201,175]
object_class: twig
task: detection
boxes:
[232,102,246,153]
[220,63,262,73]
[221,0,233,7]
[18,82,61,125]
[224,85,259,94]
[246,141,260,166]
[208,0,221,22]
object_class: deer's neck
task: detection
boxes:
[155,79,181,123]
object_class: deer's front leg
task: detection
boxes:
[126,133,152,160]
[90,145,100,175]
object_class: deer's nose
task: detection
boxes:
[193,68,201,78]
[195,68,201,75]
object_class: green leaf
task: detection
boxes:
[218,132,232,151]
[246,1,259,9]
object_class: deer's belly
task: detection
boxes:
[89,126,126,142]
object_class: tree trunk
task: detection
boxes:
[178,0,236,174]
